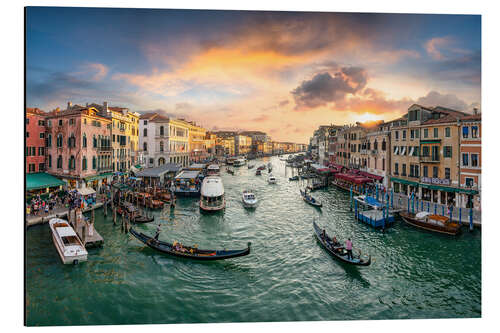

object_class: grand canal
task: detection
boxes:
[25,156,481,326]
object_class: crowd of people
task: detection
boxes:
[26,189,100,217]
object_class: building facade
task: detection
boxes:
[26,108,47,173]
[459,112,481,209]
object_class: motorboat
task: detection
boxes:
[399,211,461,236]
[248,164,255,169]
[268,174,277,184]
[289,175,299,181]
[207,164,221,176]
[242,190,258,208]
[199,176,226,212]
[255,169,262,176]
[49,218,88,265]
[233,158,247,167]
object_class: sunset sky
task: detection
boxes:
[26,8,481,143]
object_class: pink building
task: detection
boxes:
[45,104,112,189]
[26,108,47,173]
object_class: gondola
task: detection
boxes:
[313,221,371,266]
[289,175,299,181]
[255,169,262,176]
[133,215,155,224]
[248,164,255,169]
[300,189,322,207]
[227,168,235,175]
[129,228,251,261]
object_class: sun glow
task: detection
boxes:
[356,112,380,123]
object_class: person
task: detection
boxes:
[321,229,326,240]
[154,224,161,241]
[345,238,353,260]
[332,236,338,246]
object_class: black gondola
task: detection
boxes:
[133,215,155,224]
[313,221,371,266]
[300,189,322,207]
[289,175,299,181]
[129,228,251,261]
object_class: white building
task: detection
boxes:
[139,113,190,168]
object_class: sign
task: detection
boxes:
[421,177,450,185]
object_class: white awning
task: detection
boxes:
[78,187,96,196]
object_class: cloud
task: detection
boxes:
[333,88,413,115]
[425,37,452,60]
[416,91,469,111]
[278,100,289,107]
[291,67,368,110]
[251,114,270,122]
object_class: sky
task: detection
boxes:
[26,7,481,143]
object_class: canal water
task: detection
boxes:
[25,156,481,326]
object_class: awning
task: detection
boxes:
[390,177,419,187]
[358,171,384,182]
[134,164,142,169]
[26,173,65,191]
[78,187,96,196]
[335,173,372,185]
[136,163,182,178]
[84,172,113,182]
[420,183,478,194]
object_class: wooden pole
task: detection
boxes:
[104,199,107,217]
[121,213,125,232]
[113,207,117,225]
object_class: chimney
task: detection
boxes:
[103,101,108,113]
[67,101,72,110]
[473,107,478,115]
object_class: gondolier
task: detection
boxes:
[154,224,161,240]
[346,238,353,260]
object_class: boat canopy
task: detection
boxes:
[175,170,201,180]
[207,164,220,170]
[358,171,384,182]
[77,187,96,196]
[188,163,206,170]
[56,226,77,238]
[201,176,224,197]
[335,173,372,184]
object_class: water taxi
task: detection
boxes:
[268,174,277,184]
[242,190,258,208]
[233,158,247,167]
[199,176,226,212]
[399,211,461,236]
[207,164,221,176]
[226,157,237,165]
[49,218,88,265]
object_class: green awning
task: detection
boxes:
[420,140,441,144]
[134,164,142,169]
[84,172,113,182]
[390,177,419,187]
[26,173,65,191]
[420,183,478,194]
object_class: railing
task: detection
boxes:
[420,155,440,163]
[97,146,112,151]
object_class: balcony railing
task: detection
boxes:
[97,146,113,151]
[419,155,440,163]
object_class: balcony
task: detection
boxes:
[98,166,113,173]
[97,146,112,152]
[419,155,440,163]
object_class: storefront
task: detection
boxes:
[84,173,113,191]
[390,177,419,196]
[26,173,66,201]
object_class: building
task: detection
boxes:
[234,135,252,156]
[45,105,112,189]
[26,108,47,173]
[182,120,208,162]
[361,123,391,187]
[139,113,190,168]
[459,111,481,210]
[89,102,140,173]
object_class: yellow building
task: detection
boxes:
[181,120,208,162]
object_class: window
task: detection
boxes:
[415,165,419,177]
[471,154,479,167]
[92,156,97,169]
[26,132,29,138]
[93,135,97,148]
[443,146,452,158]
[471,126,479,138]
[143,128,147,137]
[415,129,419,138]
[83,134,87,148]
[160,126,164,136]
[39,132,44,139]
[374,140,378,150]
[410,165,414,177]
[82,157,87,170]
[424,128,428,138]
[68,134,75,148]
[462,153,469,166]
[445,127,450,137]
[29,164,35,172]
[58,119,63,126]
[69,155,75,170]
[48,155,52,168]
[143,142,147,151]
[83,118,87,125]
[46,134,52,147]
[38,147,44,156]
[57,155,62,169]
[423,166,428,177]
[402,130,406,140]
[445,168,450,180]
[382,158,385,171]
[431,146,439,160]
[465,178,474,187]
[395,131,399,140]
[149,158,154,164]
[160,141,164,152]
[144,120,148,125]
[462,126,469,138]
[402,164,406,176]
[26,118,29,125]
[57,134,63,147]
[410,130,414,139]
[69,118,74,125]
[422,146,429,157]
[433,166,438,178]
[47,120,51,127]
[434,128,438,138]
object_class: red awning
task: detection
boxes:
[335,173,373,184]
[358,171,384,182]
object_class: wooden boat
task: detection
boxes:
[49,218,88,265]
[155,191,173,203]
[146,198,164,209]
[129,228,251,260]
[399,211,461,236]
[255,169,262,176]
[313,221,371,266]
[289,175,299,181]
[116,202,154,223]
[300,189,322,207]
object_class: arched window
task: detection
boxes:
[143,128,147,137]
[69,155,75,169]
[143,142,147,151]
[160,141,164,152]
[48,154,52,168]
[57,134,63,148]
[98,135,102,148]
[374,140,378,150]
[82,133,87,148]
[92,156,97,169]
[382,140,386,151]
[46,134,52,147]
[82,156,87,170]
[160,126,164,136]
[93,135,97,148]
[57,155,62,169]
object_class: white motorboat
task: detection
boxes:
[199,176,226,212]
[233,158,247,167]
[268,174,277,184]
[207,164,221,176]
[49,218,88,265]
[242,190,258,208]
